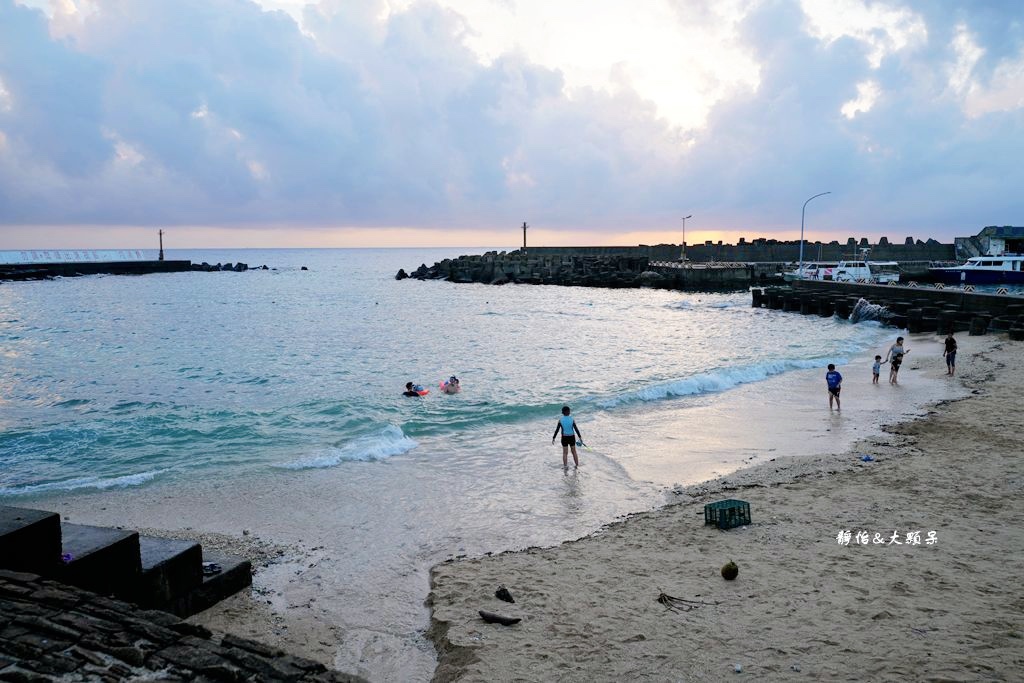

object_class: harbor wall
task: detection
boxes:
[520,238,953,263]
[752,281,1024,339]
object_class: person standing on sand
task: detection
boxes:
[826,363,843,410]
[872,355,885,384]
[552,406,583,469]
[885,336,909,384]
[944,333,958,376]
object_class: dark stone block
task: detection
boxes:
[0,572,40,585]
[220,634,281,658]
[152,644,224,671]
[105,646,145,667]
[170,622,212,639]
[11,615,81,641]
[277,654,328,673]
[0,665,53,682]
[220,646,283,679]
[135,536,202,612]
[197,663,246,682]
[119,616,180,645]
[68,646,107,667]
[58,524,141,600]
[28,587,79,609]
[0,638,42,661]
[22,652,79,675]
[174,552,250,617]
[135,608,181,628]
[0,508,61,576]
[13,633,72,654]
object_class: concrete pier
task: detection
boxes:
[0,260,194,281]
[751,281,1024,339]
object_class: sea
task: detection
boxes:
[0,248,967,681]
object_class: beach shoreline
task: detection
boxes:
[426,337,1024,681]
[10,331,1008,681]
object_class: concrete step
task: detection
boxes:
[0,506,61,574]
[59,523,141,600]
[136,535,203,615]
[175,550,252,617]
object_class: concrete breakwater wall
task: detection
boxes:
[397,250,757,289]
[752,281,1024,339]
[684,237,952,263]
[504,238,954,263]
[0,260,272,281]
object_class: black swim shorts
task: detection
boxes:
[829,387,841,396]
[561,435,576,447]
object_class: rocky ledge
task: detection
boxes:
[0,569,365,682]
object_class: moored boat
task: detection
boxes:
[929,254,1024,285]
[783,260,899,284]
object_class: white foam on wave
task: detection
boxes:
[275,424,418,470]
[0,469,168,496]
[597,357,839,408]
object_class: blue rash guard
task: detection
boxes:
[826,370,842,389]
[559,415,575,435]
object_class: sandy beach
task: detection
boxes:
[427,338,1024,681]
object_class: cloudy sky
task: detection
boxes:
[0,0,1022,248]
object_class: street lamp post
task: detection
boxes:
[681,215,692,261]
[799,193,830,276]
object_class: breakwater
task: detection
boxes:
[397,250,774,289]
[497,237,953,263]
[752,281,1024,339]
[0,260,271,281]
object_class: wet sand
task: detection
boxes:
[428,338,1024,681]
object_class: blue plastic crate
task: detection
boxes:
[704,499,751,530]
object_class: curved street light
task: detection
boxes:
[681,215,692,261]
[799,193,830,276]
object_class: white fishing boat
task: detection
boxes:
[832,260,901,284]
[782,262,838,282]
[783,260,900,284]
[929,254,1024,285]
[784,247,900,284]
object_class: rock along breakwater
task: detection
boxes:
[397,248,767,290]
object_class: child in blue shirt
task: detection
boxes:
[872,355,883,384]
[826,364,843,410]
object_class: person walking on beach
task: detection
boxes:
[872,355,884,384]
[552,406,583,469]
[944,333,958,376]
[885,337,909,384]
[826,364,843,410]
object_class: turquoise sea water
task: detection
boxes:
[0,248,898,497]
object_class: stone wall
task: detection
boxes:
[0,569,365,682]
[475,238,954,264]
[682,237,953,263]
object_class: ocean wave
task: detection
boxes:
[596,357,839,408]
[0,469,168,497]
[274,424,417,470]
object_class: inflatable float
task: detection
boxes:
[411,384,429,396]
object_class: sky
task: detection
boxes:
[0,0,1022,248]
